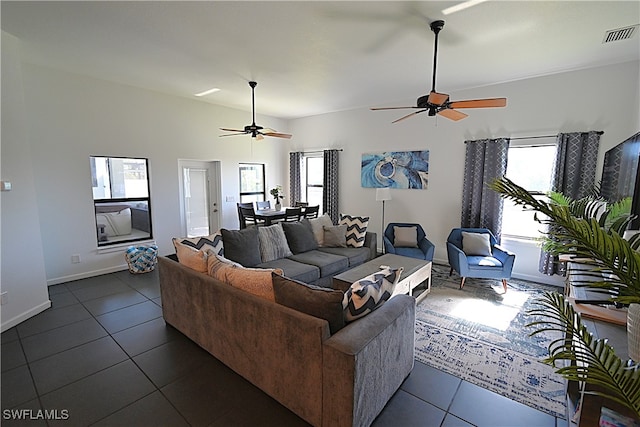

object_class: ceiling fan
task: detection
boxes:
[371,20,506,123]
[220,81,292,140]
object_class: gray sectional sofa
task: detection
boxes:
[220,219,377,288]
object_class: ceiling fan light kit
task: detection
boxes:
[219,81,292,140]
[371,20,507,123]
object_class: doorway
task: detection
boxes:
[178,160,221,237]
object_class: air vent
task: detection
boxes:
[602,25,638,43]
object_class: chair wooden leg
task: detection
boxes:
[502,279,508,293]
[460,277,466,289]
[449,268,454,276]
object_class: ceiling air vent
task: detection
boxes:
[603,25,638,43]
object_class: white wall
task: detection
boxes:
[1,32,51,331]
[18,64,289,286]
[289,60,640,286]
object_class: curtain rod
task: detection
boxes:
[291,149,344,155]
[508,131,604,141]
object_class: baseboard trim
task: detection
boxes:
[1,300,51,332]
[47,264,129,286]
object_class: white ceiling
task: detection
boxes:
[2,1,639,120]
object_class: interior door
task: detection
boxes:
[179,160,221,237]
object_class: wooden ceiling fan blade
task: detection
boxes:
[438,108,468,121]
[371,106,418,110]
[428,91,449,106]
[219,132,247,137]
[392,109,427,123]
[448,98,507,109]
[263,132,293,139]
[220,127,246,132]
[255,134,264,141]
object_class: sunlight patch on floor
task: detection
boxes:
[449,289,531,330]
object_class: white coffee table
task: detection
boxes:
[332,253,432,302]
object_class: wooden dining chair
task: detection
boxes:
[284,207,302,222]
[293,201,309,207]
[303,205,320,219]
[256,200,271,210]
[237,202,261,229]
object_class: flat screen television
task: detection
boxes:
[600,131,640,229]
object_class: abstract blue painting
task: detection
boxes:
[361,150,429,189]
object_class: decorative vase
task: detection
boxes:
[628,303,640,363]
[275,200,281,211]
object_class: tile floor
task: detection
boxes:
[1,269,569,426]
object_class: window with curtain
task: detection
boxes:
[302,155,324,208]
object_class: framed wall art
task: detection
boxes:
[361,150,429,189]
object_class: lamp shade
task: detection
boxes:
[375,187,392,201]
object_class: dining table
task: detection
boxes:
[253,207,299,226]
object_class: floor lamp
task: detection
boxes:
[375,187,392,253]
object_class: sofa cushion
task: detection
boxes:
[317,246,370,267]
[462,231,492,256]
[308,214,334,246]
[221,228,262,267]
[225,266,283,301]
[258,223,292,262]
[339,214,369,248]
[343,267,403,322]
[172,239,208,273]
[206,252,240,281]
[323,225,347,248]
[393,225,418,248]
[288,250,349,277]
[272,274,345,334]
[174,231,224,256]
[257,258,320,284]
[281,220,318,254]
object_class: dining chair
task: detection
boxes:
[303,205,320,219]
[256,200,271,210]
[237,202,261,229]
[293,201,309,207]
[284,207,302,222]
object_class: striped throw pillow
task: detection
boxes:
[339,214,369,248]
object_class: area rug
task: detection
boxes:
[414,265,567,418]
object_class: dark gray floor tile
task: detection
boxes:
[30,336,128,394]
[63,273,122,291]
[112,317,181,357]
[92,391,189,427]
[1,339,26,372]
[133,338,212,388]
[1,365,37,409]
[48,291,79,309]
[401,361,461,411]
[82,288,147,316]
[95,300,162,334]
[152,296,162,307]
[69,280,132,302]
[16,304,92,338]
[115,269,158,288]
[1,398,47,427]
[130,281,161,299]
[21,317,107,362]
[372,389,446,427]
[39,360,155,427]
[448,381,556,427]
[47,283,69,296]
[442,413,475,427]
[1,327,19,344]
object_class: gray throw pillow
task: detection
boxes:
[272,273,345,334]
[393,226,418,248]
[461,231,493,256]
[323,225,347,247]
[281,220,318,254]
[258,223,292,262]
[220,228,262,267]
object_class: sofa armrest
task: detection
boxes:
[322,294,415,427]
[419,237,436,261]
[364,231,378,260]
[447,242,469,276]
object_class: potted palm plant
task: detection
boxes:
[490,176,640,417]
[270,185,284,211]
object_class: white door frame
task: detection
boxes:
[178,160,222,237]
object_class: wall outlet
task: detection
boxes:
[71,254,81,264]
[1,292,8,305]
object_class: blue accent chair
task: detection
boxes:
[383,223,435,261]
[446,228,516,293]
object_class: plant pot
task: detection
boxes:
[275,201,281,211]
[627,303,640,363]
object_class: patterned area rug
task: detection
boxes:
[414,264,567,418]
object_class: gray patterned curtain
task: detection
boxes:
[539,131,602,275]
[289,152,302,205]
[323,149,340,224]
[461,138,510,241]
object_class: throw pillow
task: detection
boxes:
[308,214,333,247]
[323,225,347,248]
[272,273,345,334]
[225,266,284,302]
[339,214,369,248]
[461,231,493,256]
[343,267,403,322]
[393,226,418,248]
[172,239,208,273]
[221,228,262,267]
[206,252,239,282]
[175,231,224,256]
[281,220,318,254]
[258,223,292,262]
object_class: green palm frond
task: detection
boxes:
[527,292,640,416]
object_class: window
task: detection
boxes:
[501,145,556,239]
[301,155,324,209]
[239,163,266,203]
[91,156,152,246]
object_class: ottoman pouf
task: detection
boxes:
[125,244,158,274]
